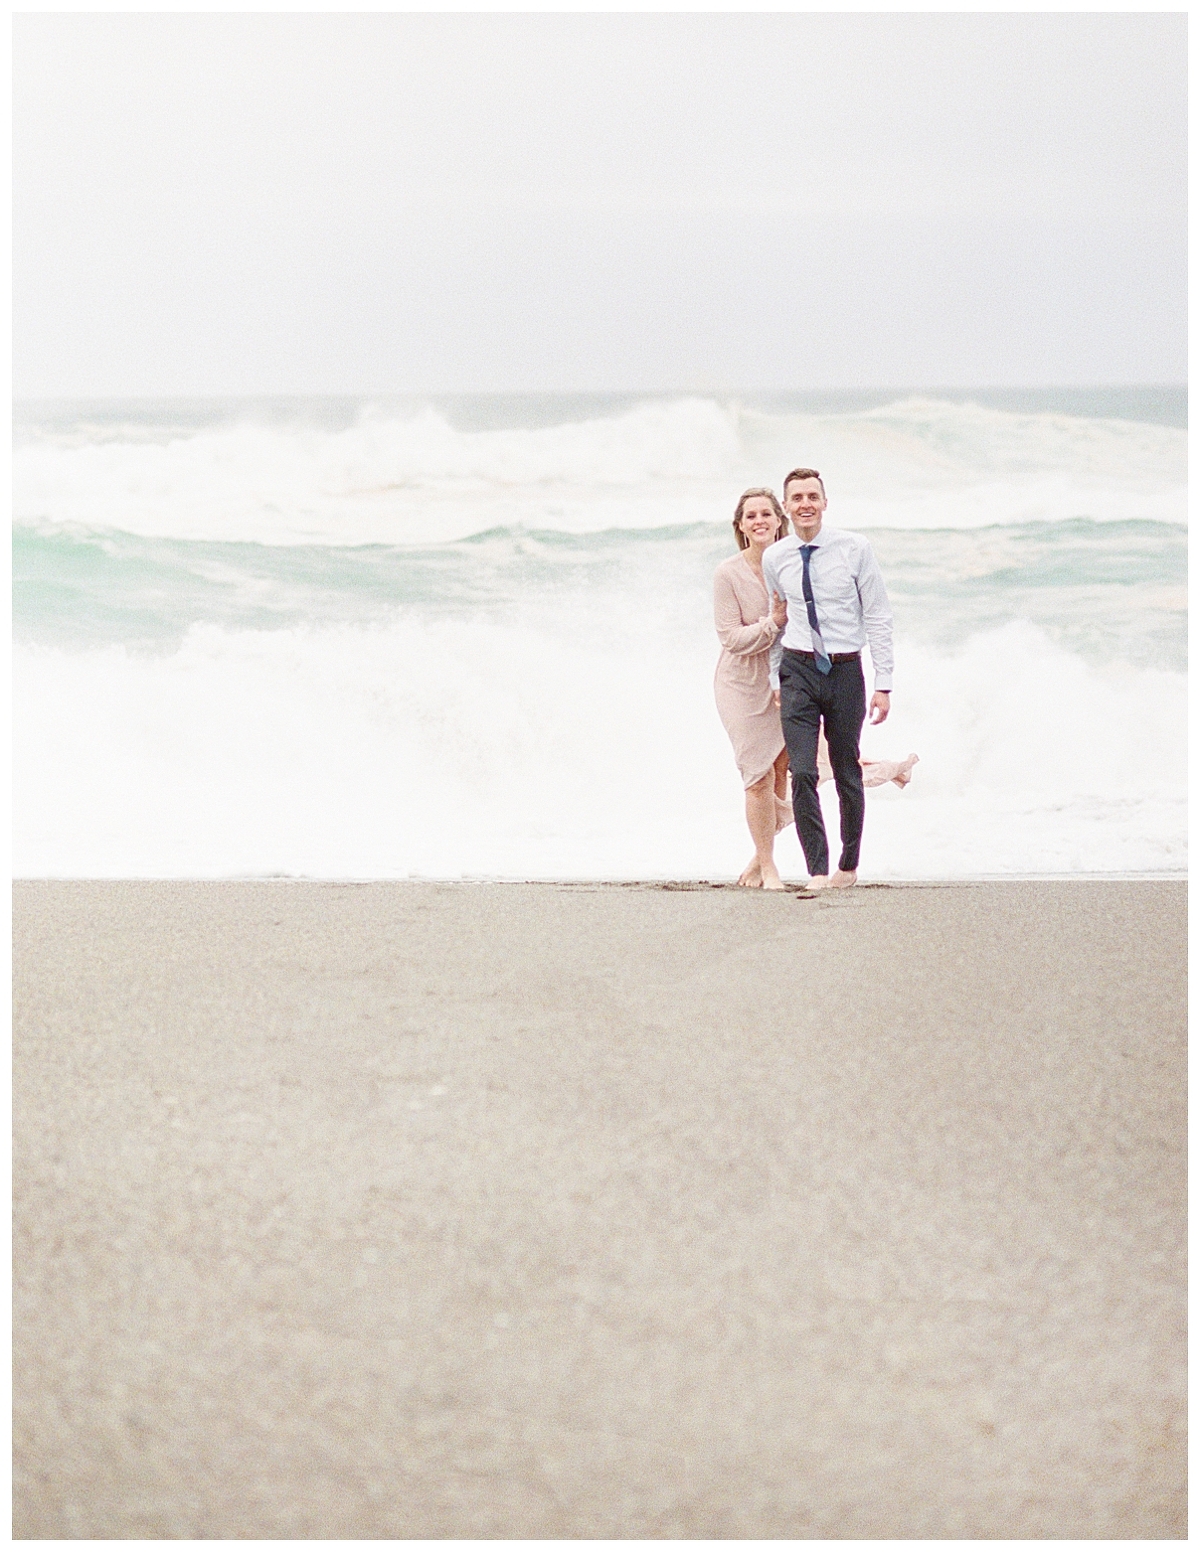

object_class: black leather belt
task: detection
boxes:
[786,649,862,665]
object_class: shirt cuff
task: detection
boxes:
[874,679,893,693]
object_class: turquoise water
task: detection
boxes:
[14,517,1187,673]
[13,390,1188,879]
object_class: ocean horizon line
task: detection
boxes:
[13,381,1189,400]
[15,384,1187,435]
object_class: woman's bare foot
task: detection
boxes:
[761,865,786,891]
[738,859,763,887]
[830,868,857,888]
[891,753,920,789]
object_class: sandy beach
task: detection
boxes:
[13,878,1185,1538]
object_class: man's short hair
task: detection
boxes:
[782,467,826,498]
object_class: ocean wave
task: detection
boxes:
[14,616,1185,880]
[14,516,1186,673]
[13,391,1186,880]
[14,394,1186,546]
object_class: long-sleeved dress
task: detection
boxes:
[714,551,911,809]
[713,552,788,790]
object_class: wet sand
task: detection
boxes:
[13,879,1186,1538]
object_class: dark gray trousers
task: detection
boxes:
[779,650,867,875]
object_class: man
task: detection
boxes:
[762,467,893,891]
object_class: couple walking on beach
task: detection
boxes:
[714,467,917,891]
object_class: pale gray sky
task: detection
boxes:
[13,12,1186,397]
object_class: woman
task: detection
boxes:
[714,487,918,890]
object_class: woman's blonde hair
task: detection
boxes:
[732,487,788,551]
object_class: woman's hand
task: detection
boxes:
[770,591,788,629]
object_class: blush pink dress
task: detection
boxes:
[713,552,915,818]
[714,552,787,788]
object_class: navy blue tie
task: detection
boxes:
[799,545,832,674]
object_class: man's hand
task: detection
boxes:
[773,688,781,708]
[869,691,891,724]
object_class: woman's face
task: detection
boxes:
[739,496,780,547]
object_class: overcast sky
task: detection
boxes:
[13,12,1186,398]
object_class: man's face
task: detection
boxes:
[784,478,826,538]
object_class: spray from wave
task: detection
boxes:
[14,616,1184,880]
[13,392,1187,879]
[15,392,1186,545]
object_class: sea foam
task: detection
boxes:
[14,614,1184,880]
[13,392,1187,879]
[15,394,1186,546]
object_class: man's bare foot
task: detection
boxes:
[830,868,857,888]
[891,753,920,789]
[805,874,830,892]
[737,859,763,887]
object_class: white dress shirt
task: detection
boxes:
[762,526,894,692]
